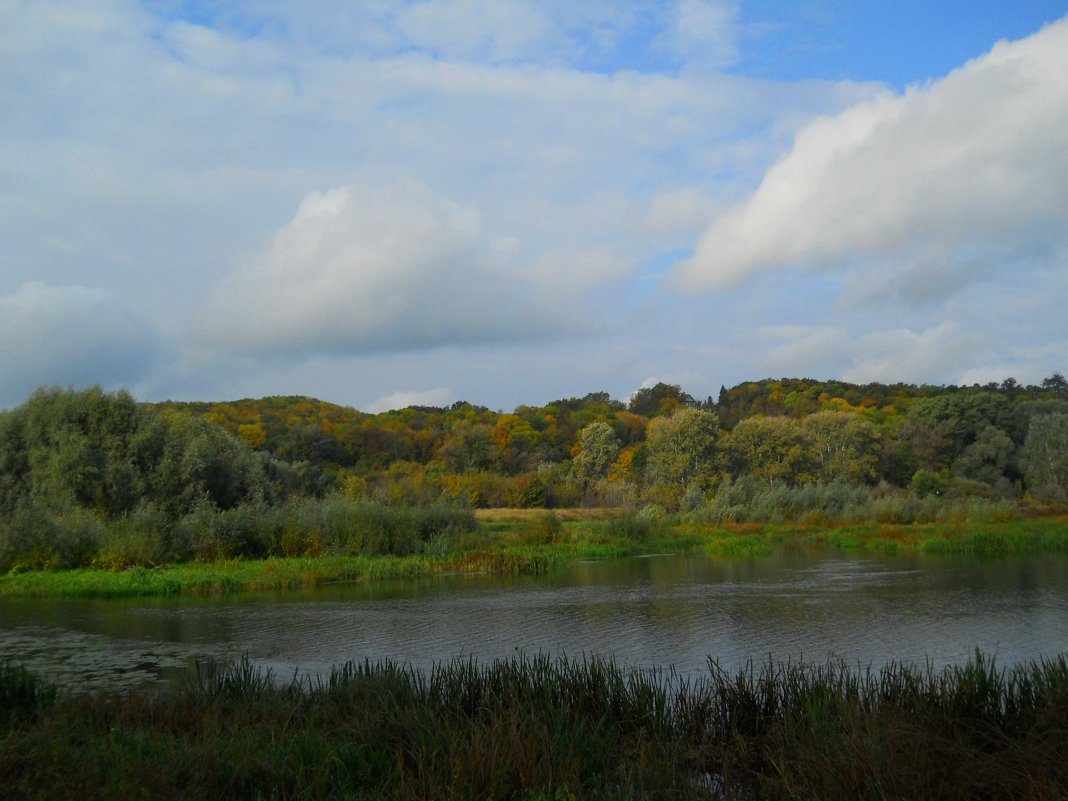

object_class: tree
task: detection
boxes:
[1019,413,1068,502]
[437,422,500,473]
[801,411,881,484]
[572,422,621,483]
[628,383,684,417]
[722,415,814,484]
[1040,373,1068,393]
[644,408,720,490]
[952,426,1016,488]
[908,392,1019,462]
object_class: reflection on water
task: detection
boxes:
[2,549,1067,691]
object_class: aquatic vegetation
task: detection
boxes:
[0,661,56,726]
[1,651,1065,800]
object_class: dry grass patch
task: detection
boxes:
[474,507,626,523]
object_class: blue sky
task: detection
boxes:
[2,1,1067,412]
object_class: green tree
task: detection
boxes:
[628,383,684,417]
[723,415,814,484]
[801,411,880,484]
[644,408,720,490]
[952,426,1017,489]
[1019,413,1068,502]
[437,422,501,473]
[572,422,621,483]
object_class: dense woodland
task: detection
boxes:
[1,375,1067,572]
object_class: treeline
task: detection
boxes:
[1,376,1067,572]
[156,375,1068,509]
[0,387,475,572]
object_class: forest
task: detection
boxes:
[1,375,1067,574]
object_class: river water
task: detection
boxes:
[2,548,1067,691]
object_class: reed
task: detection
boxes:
[0,660,56,726]
[1,651,1065,800]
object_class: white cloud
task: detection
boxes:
[676,16,1068,295]
[753,320,989,387]
[841,323,979,385]
[199,182,581,358]
[667,0,740,69]
[395,0,561,63]
[0,283,163,407]
[366,387,454,414]
[646,187,718,234]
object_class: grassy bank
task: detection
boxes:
[0,514,699,598]
[2,651,1066,800]
[687,516,1068,559]
[2,514,1066,599]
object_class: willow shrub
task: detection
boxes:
[174,497,480,561]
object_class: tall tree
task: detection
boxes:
[644,408,720,490]
[572,422,621,483]
[723,415,814,484]
[801,411,880,484]
[1019,413,1068,502]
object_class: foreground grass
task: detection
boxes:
[2,515,1066,599]
[2,651,1066,800]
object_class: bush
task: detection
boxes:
[95,519,165,570]
[516,512,566,545]
[0,502,104,572]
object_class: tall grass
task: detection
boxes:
[694,477,1020,526]
[1,651,1065,800]
[0,660,56,726]
[0,497,479,573]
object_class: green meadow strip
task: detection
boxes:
[2,517,1066,599]
[0,525,702,599]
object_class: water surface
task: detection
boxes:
[2,548,1066,691]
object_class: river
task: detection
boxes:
[2,547,1067,691]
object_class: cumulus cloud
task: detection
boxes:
[199,182,581,358]
[676,16,1068,295]
[366,387,455,414]
[0,283,162,407]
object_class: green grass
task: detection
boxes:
[3,516,1066,599]
[2,651,1065,800]
[818,518,1068,557]
[0,521,702,599]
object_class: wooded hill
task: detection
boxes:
[150,375,1068,508]
[3,376,1067,572]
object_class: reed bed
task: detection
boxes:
[2,651,1066,800]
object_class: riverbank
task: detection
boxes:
[0,516,698,598]
[2,650,1065,801]
[1,515,1066,599]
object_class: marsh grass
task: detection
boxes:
[0,661,56,726]
[1,651,1065,800]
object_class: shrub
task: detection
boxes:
[516,512,566,545]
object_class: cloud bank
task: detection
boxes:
[676,16,1068,298]
[0,283,162,406]
[200,183,583,358]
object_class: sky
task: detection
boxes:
[2,1,1068,413]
